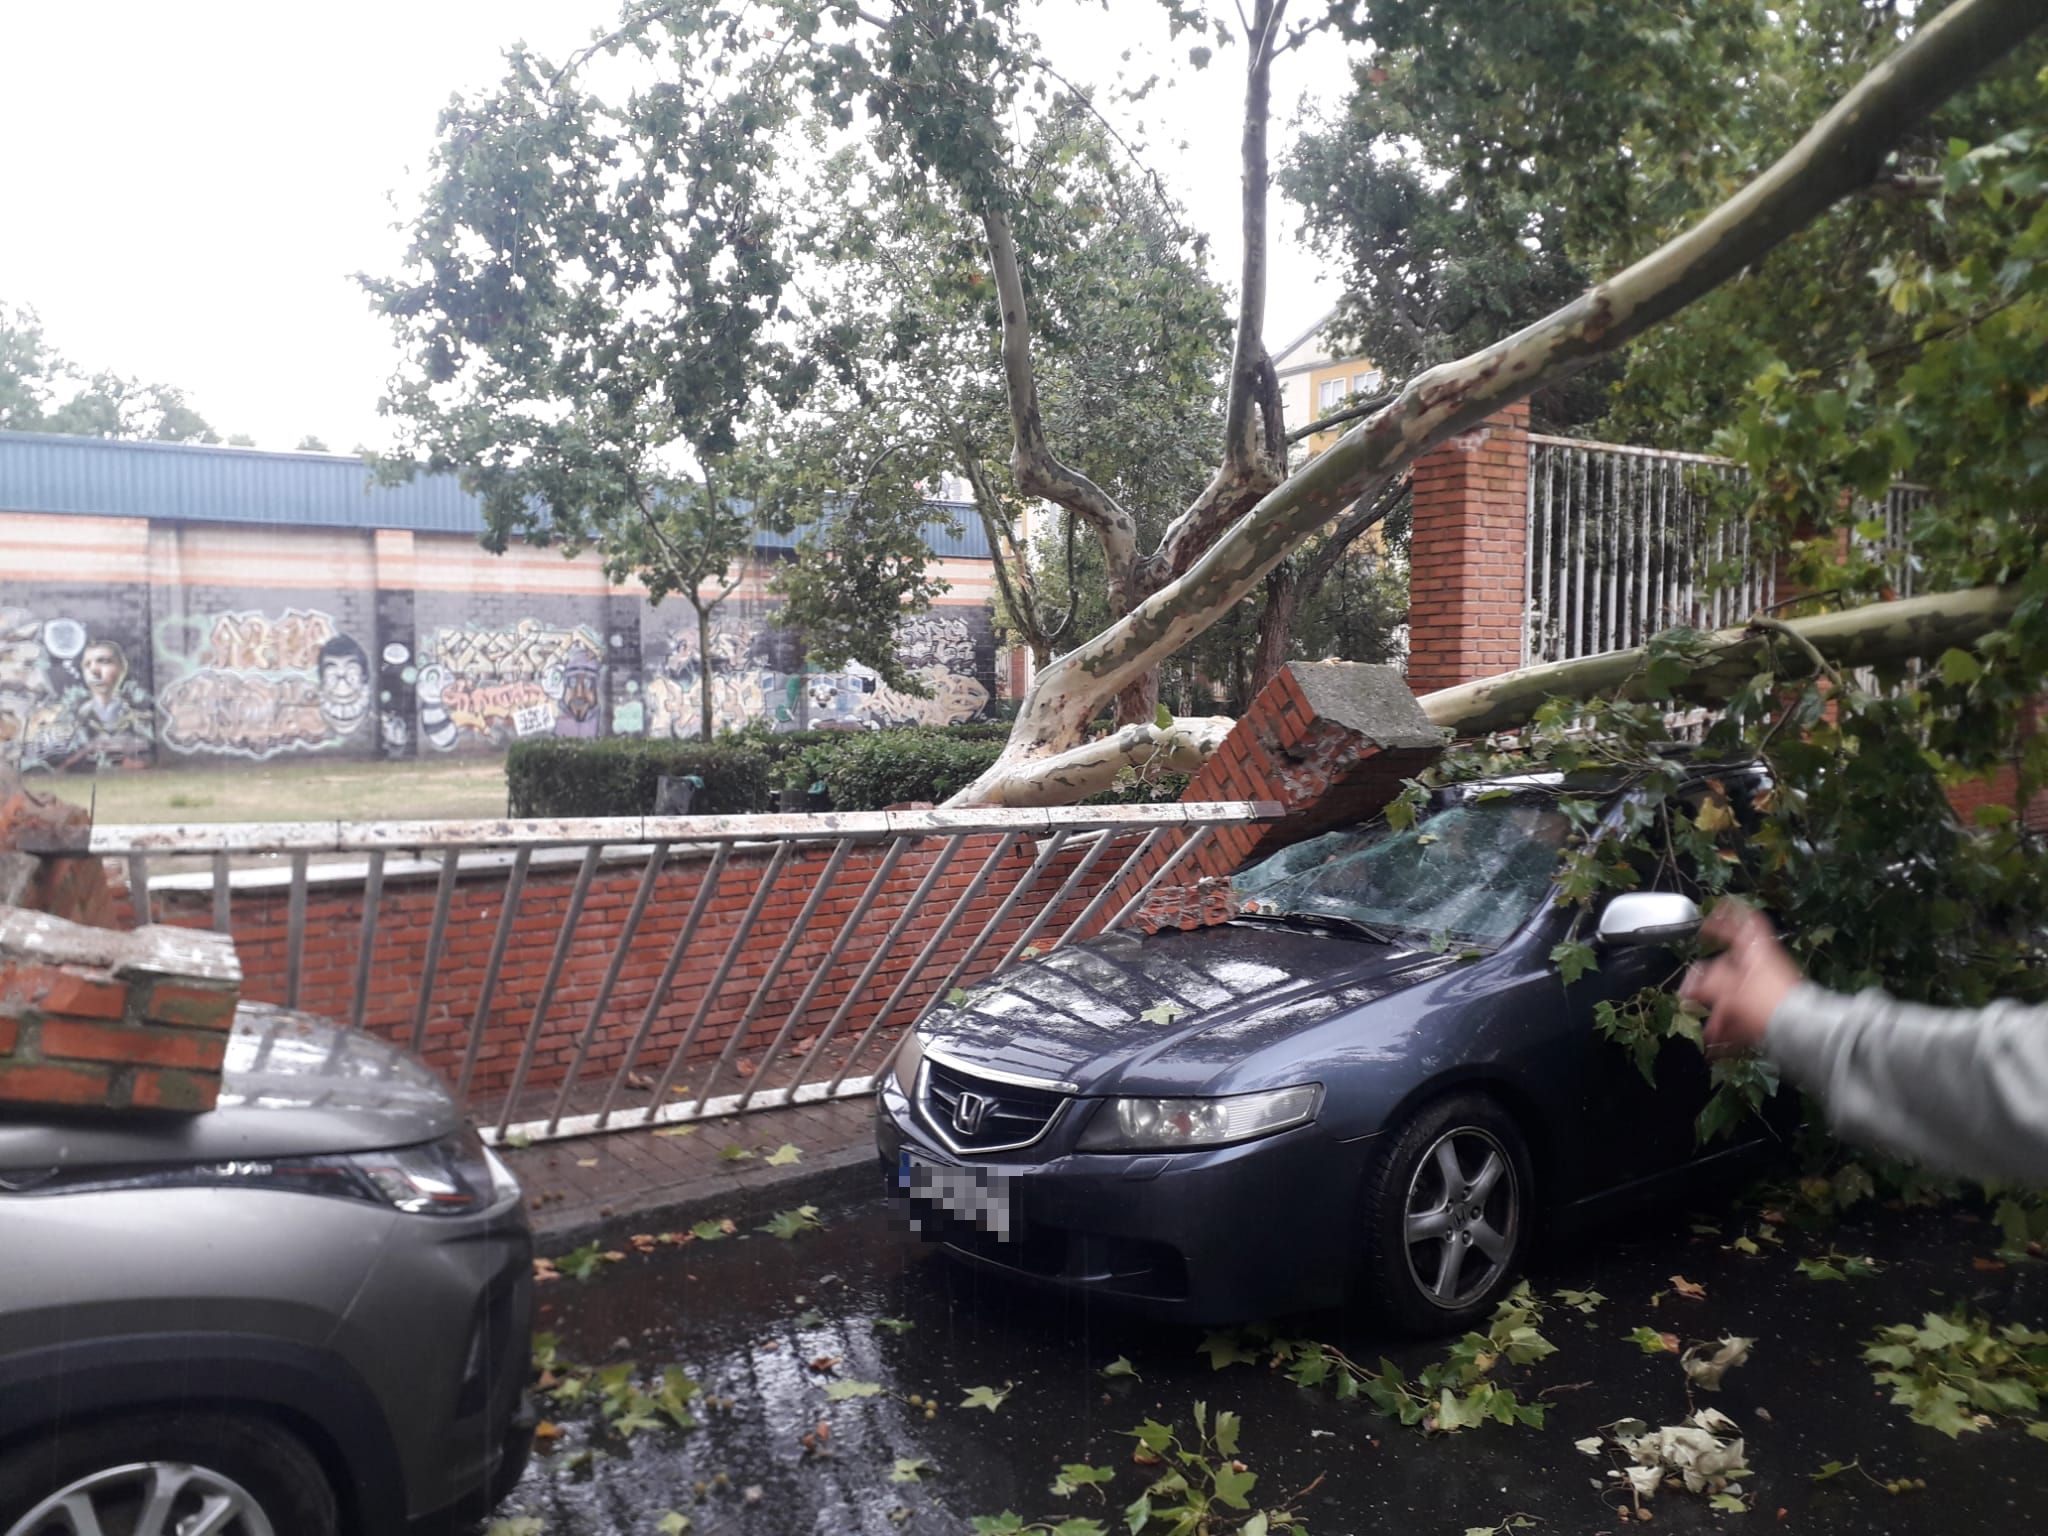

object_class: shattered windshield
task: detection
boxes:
[1230,796,1573,945]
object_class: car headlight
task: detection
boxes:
[892,1030,926,1097]
[0,1127,502,1217]
[1076,1084,1322,1151]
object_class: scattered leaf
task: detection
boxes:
[823,1380,884,1401]
[758,1206,824,1240]
[1669,1274,1707,1300]
[654,1125,698,1139]
[657,1513,692,1534]
[1683,1336,1755,1392]
[1138,1001,1184,1027]
[1099,1355,1139,1380]
[875,1317,916,1334]
[719,1144,755,1162]
[961,1383,1013,1412]
[890,1457,929,1483]
[764,1143,803,1166]
[1627,1326,1681,1354]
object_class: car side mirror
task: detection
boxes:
[1595,892,1702,949]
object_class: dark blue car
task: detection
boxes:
[877,765,1777,1330]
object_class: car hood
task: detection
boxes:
[0,1003,463,1171]
[926,922,1459,1094]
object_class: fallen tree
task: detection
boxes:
[951,0,2044,806]
[1417,585,2025,741]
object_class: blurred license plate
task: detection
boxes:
[898,1148,1017,1241]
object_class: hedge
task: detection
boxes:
[506,722,1191,817]
[505,738,773,818]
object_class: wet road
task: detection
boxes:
[481,1177,2048,1535]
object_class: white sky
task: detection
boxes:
[0,1,1354,453]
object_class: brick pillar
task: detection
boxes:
[1405,402,1530,694]
[1118,662,1445,934]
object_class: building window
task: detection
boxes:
[1354,369,1383,394]
[1317,378,1345,411]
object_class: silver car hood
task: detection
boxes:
[0,1003,463,1169]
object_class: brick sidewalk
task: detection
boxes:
[502,1094,880,1247]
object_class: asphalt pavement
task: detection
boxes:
[477,1171,2048,1536]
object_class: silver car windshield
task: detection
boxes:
[1230,798,1573,944]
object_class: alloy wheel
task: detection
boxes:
[4,1461,276,1536]
[1401,1125,1518,1310]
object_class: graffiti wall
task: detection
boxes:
[0,607,154,771]
[154,607,376,761]
[646,605,995,738]
[414,618,609,751]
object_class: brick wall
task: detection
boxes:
[139,830,1143,1113]
[1405,402,1530,694]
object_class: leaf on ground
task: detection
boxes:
[1682,1336,1755,1392]
[961,1383,1012,1411]
[758,1205,823,1240]
[947,987,973,1007]
[1627,1325,1681,1354]
[1099,1355,1138,1379]
[875,1317,916,1334]
[576,1158,599,1168]
[654,1125,698,1138]
[890,1457,930,1483]
[1051,1461,1118,1497]
[689,1219,731,1242]
[1138,1001,1184,1026]
[1554,1288,1607,1314]
[823,1379,885,1401]
[764,1143,803,1166]
[485,1521,544,1536]
[1669,1274,1707,1300]
[1197,1332,1258,1370]
[719,1144,755,1162]
[657,1513,692,1534]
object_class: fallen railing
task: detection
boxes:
[89,801,1277,1145]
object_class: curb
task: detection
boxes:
[529,1142,879,1251]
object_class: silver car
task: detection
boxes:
[0,1003,535,1535]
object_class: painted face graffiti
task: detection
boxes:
[155,608,366,761]
[0,611,154,772]
[316,635,372,732]
[414,620,606,748]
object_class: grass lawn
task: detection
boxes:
[41,756,512,825]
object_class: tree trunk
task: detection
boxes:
[696,601,715,741]
[950,0,2040,807]
[1418,584,2022,739]
[1250,561,1299,697]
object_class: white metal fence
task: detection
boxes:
[88,801,1277,1146]
[1523,435,1778,666]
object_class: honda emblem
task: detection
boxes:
[952,1090,993,1137]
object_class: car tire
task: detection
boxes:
[0,1410,338,1536]
[1358,1090,1534,1336]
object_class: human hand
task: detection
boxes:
[1678,898,1803,1054]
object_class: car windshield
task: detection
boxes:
[1230,796,1573,944]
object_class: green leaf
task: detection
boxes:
[1549,940,1599,985]
[1938,647,1983,686]
[1797,1258,1848,1282]
[1155,702,1174,729]
[553,1242,608,1282]
[757,1205,823,1240]
[689,1218,731,1242]
[485,1521,544,1536]
[1197,1332,1257,1370]
[1127,1419,1175,1455]
[823,1379,884,1400]
[1122,1493,1153,1535]
[719,1144,754,1162]
[875,1317,916,1334]
[764,1143,802,1166]
[969,1515,1027,1535]
[657,1513,693,1534]
[1212,1408,1241,1458]
[960,1383,1012,1411]
[1099,1355,1138,1379]
[1626,1325,1678,1354]
[1708,1492,1748,1512]
[1210,1464,1257,1509]
[1051,1461,1118,1497]
[1138,1001,1184,1026]
[947,987,973,1007]
[889,1457,929,1483]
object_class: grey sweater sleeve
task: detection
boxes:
[1764,983,2048,1185]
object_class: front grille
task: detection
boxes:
[919,1059,1066,1153]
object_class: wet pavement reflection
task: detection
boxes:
[478,1180,2048,1534]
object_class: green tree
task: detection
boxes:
[0,302,221,442]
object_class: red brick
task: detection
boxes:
[40,1019,229,1072]
[0,961,129,1021]
[0,1017,15,1055]
[142,980,238,1031]
[0,1061,112,1106]
[129,1067,218,1112]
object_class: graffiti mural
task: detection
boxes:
[0,608,154,771]
[155,608,372,760]
[646,607,992,738]
[414,619,608,749]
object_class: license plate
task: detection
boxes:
[898,1148,1018,1241]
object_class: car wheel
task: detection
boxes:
[1358,1090,1533,1335]
[0,1411,338,1536]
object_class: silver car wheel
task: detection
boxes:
[4,1461,276,1536]
[1402,1125,1518,1310]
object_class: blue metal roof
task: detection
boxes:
[0,431,991,560]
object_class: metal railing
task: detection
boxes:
[89,801,1277,1146]
[1524,435,1778,666]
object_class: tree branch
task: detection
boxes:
[981,206,1140,585]
[955,0,2045,805]
[969,716,1236,808]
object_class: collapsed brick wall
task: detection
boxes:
[137,831,1148,1111]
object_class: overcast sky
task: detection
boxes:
[0,1,1355,453]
